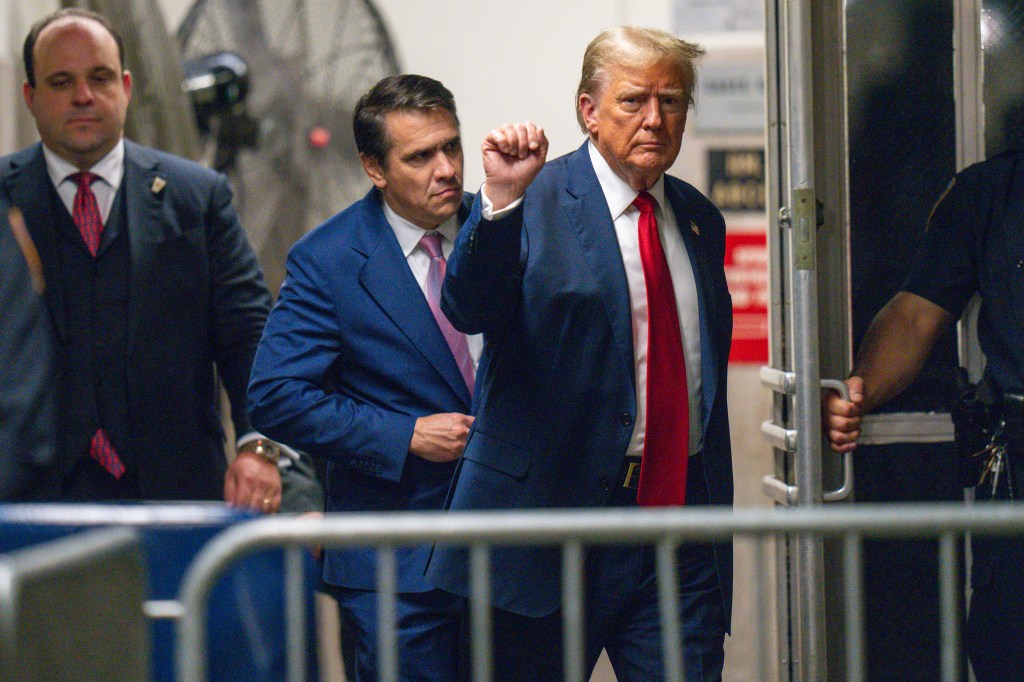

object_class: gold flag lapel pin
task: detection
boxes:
[151,176,167,194]
[690,220,700,236]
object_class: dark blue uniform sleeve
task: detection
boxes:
[904,152,1024,394]
[903,175,981,320]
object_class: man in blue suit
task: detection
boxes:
[428,27,734,681]
[1,8,285,506]
[248,75,477,681]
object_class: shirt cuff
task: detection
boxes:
[481,184,524,221]
[236,432,300,467]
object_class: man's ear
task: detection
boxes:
[360,153,386,189]
[578,94,600,136]
[22,81,34,112]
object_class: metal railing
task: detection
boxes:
[0,527,151,682]
[174,503,1024,682]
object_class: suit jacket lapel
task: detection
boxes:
[665,180,720,428]
[123,141,165,356]
[563,145,636,395]
[355,191,472,408]
[3,145,67,345]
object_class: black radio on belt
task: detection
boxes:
[953,374,999,486]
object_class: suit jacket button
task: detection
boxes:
[599,477,611,493]
[620,413,633,427]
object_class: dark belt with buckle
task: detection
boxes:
[618,451,704,491]
[620,455,643,489]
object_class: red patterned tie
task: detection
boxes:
[89,429,125,479]
[71,172,103,255]
[421,231,475,394]
[634,191,688,506]
[71,171,126,479]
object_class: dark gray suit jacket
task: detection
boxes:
[0,140,271,500]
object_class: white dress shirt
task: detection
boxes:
[381,201,484,369]
[43,140,124,222]
[586,142,703,457]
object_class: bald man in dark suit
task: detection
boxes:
[2,8,284,505]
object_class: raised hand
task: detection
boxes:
[481,122,548,211]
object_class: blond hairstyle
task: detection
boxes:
[575,26,705,133]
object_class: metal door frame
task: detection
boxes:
[764,2,845,679]
[763,1,986,679]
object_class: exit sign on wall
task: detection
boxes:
[724,231,768,363]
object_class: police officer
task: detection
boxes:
[825,149,1024,681]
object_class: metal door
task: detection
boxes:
[762,2,849,679]
[758,1,1011,679]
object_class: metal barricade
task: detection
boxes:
[0,502,313,681]
[175,503,1024,682]
[0,527,150,682]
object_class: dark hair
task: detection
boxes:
[23,8,125,88]
[353,75,459,166]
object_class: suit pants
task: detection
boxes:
[967,538,1024,682]
[326,584,465,682]
[490,455,726,682]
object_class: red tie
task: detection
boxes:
[70,171,126,479]
[89,429,125,479]
[634,191,689,506]
[421,232,475,394]
[71,172,103,255]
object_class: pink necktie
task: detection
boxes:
[71,171,126,479]
[71,172,103,256]
[420,231,475,394]
[634,192,688,506]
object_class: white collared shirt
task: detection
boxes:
[381,200,483,369]
[43,140,125,223]
[586,142,702,457]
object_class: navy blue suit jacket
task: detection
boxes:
[0,141,270,500]
[248,188,474,592]
[428,142,734,621]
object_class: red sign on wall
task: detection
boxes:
[724,231,768,364]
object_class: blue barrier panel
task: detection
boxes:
[0,504,319,682]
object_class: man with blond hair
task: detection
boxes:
[429,26,733,681]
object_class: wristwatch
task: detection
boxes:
[241,438,281,464]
